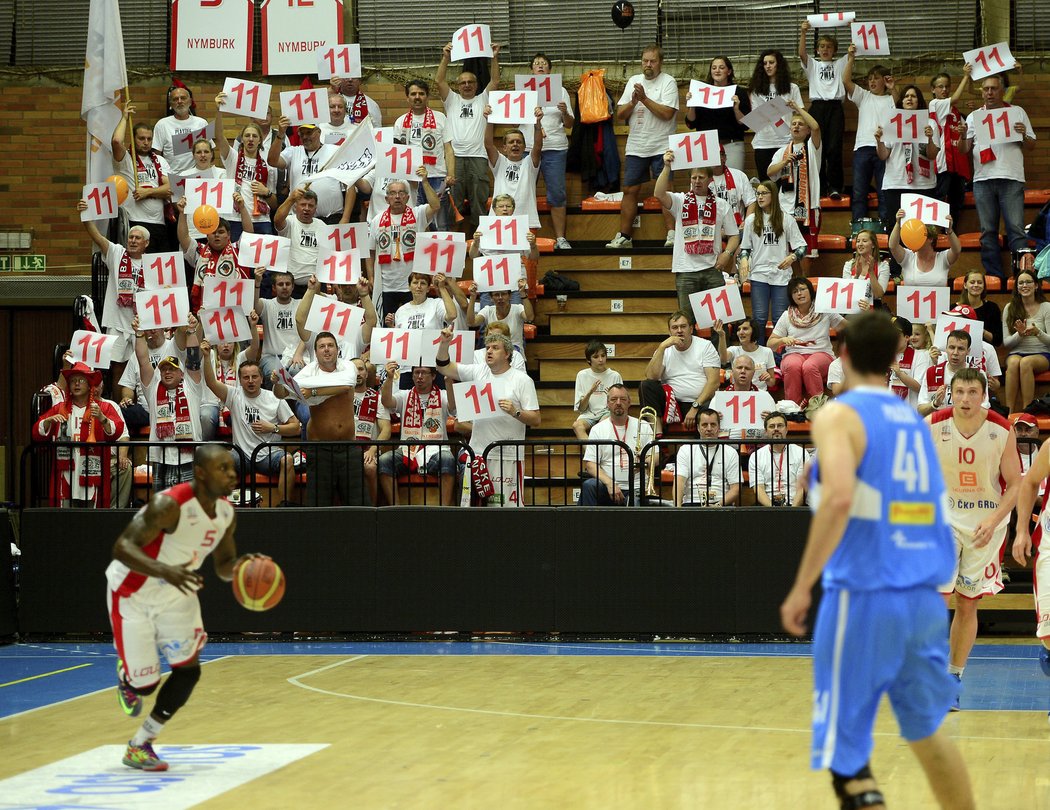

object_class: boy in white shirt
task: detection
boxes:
[844,45,896,226]
[572,340,624,439]
[799,21,848,199]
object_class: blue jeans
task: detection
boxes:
[749,281,789,345]
[851,146,887,223]
[538,149,568,207]
[973,178,1026,280]
[417,175,451,231]
[578,477,634,506]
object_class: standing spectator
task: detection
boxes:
[254,269,302,382]
[748,411,806,506]
[888,209,960,287]
[436,42,502,235]
[674,408,740,507]
[394,80,455,230]
[117,321,194,434]
[875,85,940,240]
[331,75,383,127]
[1002,269,1050,413]
[929,68,973,226]
[709,145,756,231]
[571,340,623,440]
[152,82,209,178]
[917,329,989,417]
[684,56,751,171]
[267,120,345,224]
[387,272,456,330]
[843,229,889,308]
[605,45,679,250]
[484,106,544,229]
[174,196,253,313]
[379,363,458,506]
[798,21,847,199]
[468,194,539,306]
[274,188,323,297]
[468,281,534,354]
[112,104,171,252]
[521,52,575,248]
[767,103,822,273]
[578,384,654,506]
[958,73,1037,281]
[639,311,721,434]
[181,140,226,245]
[319,92,352,145]
[654,154,740,318]
[214,94,278,240]
[843,47,895,227]
[745,50,803,182]
[739,179,806,338]
[957,269,1002,347]
[768,277,846,406]
[351,357,389,507]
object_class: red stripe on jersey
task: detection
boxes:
[1032,485,1050,551]
[928,407,954,425]
[114,483,197,597]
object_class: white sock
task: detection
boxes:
[131,716,166,746]
[948,664,965,678]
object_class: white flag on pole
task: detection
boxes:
[301,119,377,187]
[82,0,128,186]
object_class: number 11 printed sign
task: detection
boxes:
[851,21,889,56]
[70,330,120,369]
[669,130,720,169]
[450,24,492,61]
[815,278,866,314]
[452,379,506,421]
[688,284,745,329]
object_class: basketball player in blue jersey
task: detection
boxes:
[781,311,975,810]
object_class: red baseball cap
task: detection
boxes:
[1014,413,1039,428]
[949,304,978,320]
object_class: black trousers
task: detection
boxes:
[305,444,369,506]
[809,100,845,193]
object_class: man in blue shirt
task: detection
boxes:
[781,311,975,810]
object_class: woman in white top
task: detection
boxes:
[214,93,279,241]
[387,272,456,330]
[889,208,961,287]
[875,84,940,237]
[738,180,806,343]
[1002,269,1050,412]
[183,139,226,243]
[768,276,846,404]
[722,318,778,392]
[743,50,803,181]
[842,228,890,306]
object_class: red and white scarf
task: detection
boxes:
[661,383,682,424]
[348,93,370,124]
[234,149,270,216]
[376,207,417,265]
[403,107,439,165]
[116,249,143,308]
[681,192,717,256]
[890,346,916,399]
[135,152,165,190]
[400,386,444,469]
[902,142,932,186]
[355,388,380,440]
[931,104,972,180]
[717,169,744,227]
[779,142,810,220]
[155,382,194,441]
[190,242,243,311]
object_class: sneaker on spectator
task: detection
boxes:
[949,673,962,712]
[664,230,675,248]
[123,740,168,771]
[829,189,843,201]
[605,233,632,249]
[116,661,142,717]
[555,237,572,250]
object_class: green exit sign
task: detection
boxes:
[0,254,46,272]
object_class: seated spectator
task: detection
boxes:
[199,342,299,505]
[1002,269,1050,413]
[842,229,889,308]
[720,318,778,392]
[111,103,171,253]
[572,340,623,439]
[717,356,777,440]
[378,362,458,506]
[473,321,527,371]
[385,272,456,330]
[579,384,654,506]
[747,412,806,506]
[174,196,253,312]
[32,362,126,508]
[917,329,989,416]
[331,75,383,127]
[888,316,930,408]
[468,281,534,354]
[1014,412,1042,481]
[639,310,721,434]
[674,408,740,507]
[888,208,961,287]
[957,269,1003,347]
[768,276,846,406]
[199,311,260,441]
[949,304,1003,401]
[117,320,194,433]
[468,194,539,306]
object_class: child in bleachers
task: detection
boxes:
[571,340,623,439]
[798,21,847,200]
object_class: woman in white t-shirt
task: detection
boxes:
[743,50,803,181]
[768,277,846,405]
[725,318,778,392]
[183,139,226,243]
[387,272,456,331]
[889,208,961,287]
[215,93,279,241]
[875,85,940,237]
[842,229,890,306]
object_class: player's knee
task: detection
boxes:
[830,765,885,809]
[154,664,201,720]
[135,680,160,697]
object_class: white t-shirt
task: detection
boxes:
[442,90,490,158]
[119,337,184,402]
[145,373,204,465]
[368,204,432,295]
[354,389,391,440]
[668,193,739,273]
[675,442,740,505]
[727,345,778,392]
[278,215,323,283]
[918,362,991,409]
[772,310,846,357]
[740,213,806,286]
[827,357,844,389]
[115,152,171,224]
[520,88,574,152]
[224,387,293,456]
[928,97,957,173]
[573,367,624,417]
[201,351,244,408]
[749,83,803,149]
[152,114,209,176]
[842,258,891,303]
[881,128,940,191]
[455,364,539,455]
[279,144,343,216]
[259,297,300,359]
[748,444,807,501]
[393,109,452,177]
[227,145,277,223]
[394,297,449,331]
[477,304,528,349]
[662,338,721,401]
[319,120,355,146]
[584,416,655,495]
[180,166,226,240]
[710,168,755,226]
[102,243,143,335]
[617,72,680,157]
[900,250,951,287]
[802,55,848,101]
[489,154,540,228]
[849,86,896,149]
[965,105,1033,183]
[293,357,356,406]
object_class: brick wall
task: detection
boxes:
[1,64,1047,273]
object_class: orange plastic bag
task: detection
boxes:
[578,69,610,124]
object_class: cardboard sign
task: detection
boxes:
[452,379,507,421]
[934,314,982,358]
[315,250,361,286]
[170,0,253,72]
[305,297,364,345]
[851,21,889,56]
[488,90,538,125]
[412,232,467,278]
[741,96,792,133]
[686,80,736,109]
[668,130,720,169]
[70,330,120,369]
[316,43,361,80]
[200,306,251,343]
[815,278,866,314]
[220,78,272,119]
[261,0,344,76]
[170,121,216,156]
[478,215,530,252]
[901,193,949,229]
[472,256,518,293]
[973,106,1025,146]
[418,329,474,366]
[238,233,290,272]
[202,277,253,316]
[141,252,186,291]
[880,110,930,146]
[807,11,855,27]
[689,284,746,329]
[80,182,118,221]
[450,24,493,61]
[369,327,423,365]
[279,89,327,126]
[711,390,777,431]
[135,288,190,329]
[896,286,950,325]
[514,74,562,108]
[963,41,1015,81]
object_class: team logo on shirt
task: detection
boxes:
[401,229,416,250]
[421,132,437,151]
[376,232,392,251]
[460,105,474,119]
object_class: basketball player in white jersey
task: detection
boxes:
[926,368,1021,710]
[107,444,260,772]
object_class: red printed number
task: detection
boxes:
[288,92,319,121]
[465,382,496,413]
[384,147,412,174]
[889,112,918,140]
[981,110,1011,140]
[321,47,352,76]
[149,254,178,286]
[456,25,484,53]
[322,253,354,283]
[229,82,259,112]
[327,227,358,252]
[480,257,512,286]
[213,280,243,309]
[974,46,1005,74]
[247,239,278,267]
[207,309,238,340]
[423,240,456,274]
[498,93,526,120]
[77,333,108,364]
[319,302,351,334]
[87,185,113,215]
[857,23,880,51]
[697,287,730,321]
[193,181,224,209]
[905,289,938,320]
[146,293,178,324]
[828,282,854,310]
[677,132,711,164]
[724,395,756,424]
[486,220,518,247]
[380,330,410,360]
[521,76,551,102]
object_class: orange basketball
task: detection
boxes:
[107,175,130,204]
[900,217,928,251]
[193,204,220,235]
[232,557,285,611]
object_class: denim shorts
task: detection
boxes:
[624,154,665,187]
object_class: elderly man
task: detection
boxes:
[112,103,172,252]
[117,318,196,432]
[719,354,777,440]
[958,73,1037,280]
[578,384,654,506]
[436,326,539,507]
[394,80,455,231]
[674,407,740,507]
[152,83,209,177]
[379,363,457,506]
[365,168,442,317]
[331,75,383,127]
[319,92,353,146]
[436,41,501,234]
[748,411,806,507]
[267,119,344,224]
[639,310,721,434]
[606,45,679,250]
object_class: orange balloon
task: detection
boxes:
[106,175,129,205]
[193,204,219,235]
[900,217,928,252]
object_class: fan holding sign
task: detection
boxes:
[766,101,823,273]
[267,119,344,222]
[394,80,455,231]
[153,84,210,177]
[214,92,278,239]
[469,197,536,306]
[684,57,751,171]
[843,46,896,226]
[175,196,253,313]
[484,102,543,229]
[889,208,960,289]
[111,103,173,251]
[768,277,846,406]
[875,86,940,239]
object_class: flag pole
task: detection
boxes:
[124,86,140,192]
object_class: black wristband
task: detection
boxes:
[436,357,451,367]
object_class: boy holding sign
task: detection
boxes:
[484,103,543,229]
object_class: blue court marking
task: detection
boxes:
[1,641,1046,719]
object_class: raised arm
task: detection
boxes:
[654,151,674,210]
[944,216,961,265]
[77,200,111,253]
[213,92,232,162]
[111,103,133,162]
[434,325,462,380]
[436,43,453,100]
[295,275,321,340]
[888,209,907,264]
[485,43,501,92]
[266,117,290,169]
[199,340,229,403]
[274,187,301,233]
[380,361,399,410]
[530,106,544,168]
[798,20,811,67]
[435,274,456,322]
[842,44,857,96]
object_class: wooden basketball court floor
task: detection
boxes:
[1,640,1048,808]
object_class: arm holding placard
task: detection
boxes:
[466,285,485,330]
[485,43,502,92]
[274,187,299,233]
[888,209,906,264]
[483,105,499,164]
[530,106,544,168]
[133,317,155,389]
[244,310,261,363]
[436,44,453,100]
[78,200,111,253]
[435,275,457,323]
[654,151,674,210]
[173,311,199,352]
[842,44,857,96]
[199,341,230,404]
[944,216,961,266]
[175,197,194,254]
[434,326,462,380]
[295,275,321,341]
[233,190,254,236]
[358,278,378,345]
[418,166,441,221]
[266,117,290,170]
[213,93,232,162]
[380,361,399,410]
[519,280,535,323]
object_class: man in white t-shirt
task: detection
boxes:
[675,408,741,507]
[436,41,502,234]
[958,73,1037,280]
[799,20,848,198]
[394,79,455,230]
[254,269,301,383]
[112,103,172,252]
[319,92,353,146]
[918,329,990,416]
[267,121,344,223]
[843,46,896,225]
[274,188,324,294]
[580,384,654,506]
[468,283,534,353]
[118,325,189,431]
[710,146,756,231]
[748,412,806,507]
[639,311,721,434]
[331,76,383,128]
[654,155,740,317]
[484,105,543,229]
[606,45,679,250]
[152,84,209,178]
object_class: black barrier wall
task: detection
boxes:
[17,508,812,636]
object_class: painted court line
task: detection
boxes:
[0,662,92,688]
